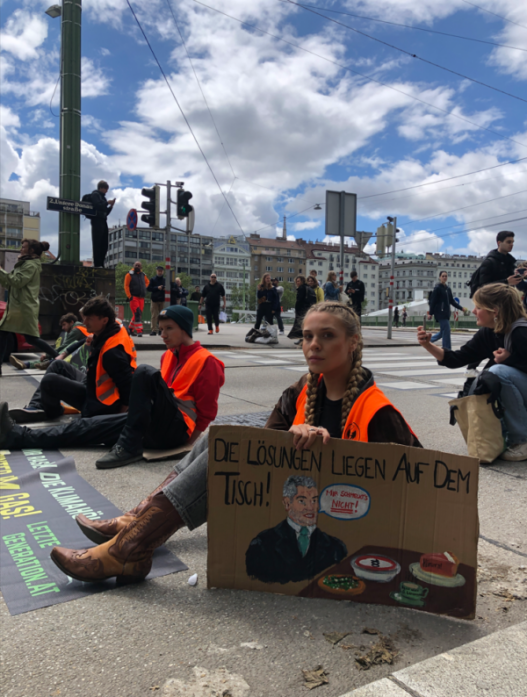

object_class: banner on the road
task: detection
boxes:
[207,426,479,619]
[0,450,187,615]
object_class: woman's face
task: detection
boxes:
[296,277,302,288]
[329,273,336,283]
[20,241,30,255]
[263,274,270,285]
[302,312,359,376]
[473,304,497,328]
[440,272,448,284]
[307,277,315,287]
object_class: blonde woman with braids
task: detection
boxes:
[43,303,420,584]
[418,283,527,461]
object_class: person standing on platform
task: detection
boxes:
[272,278,285,335]
[345,271,365,320]
[148,266,165,336]
[199,273,226,335]
[0,239,58,376]
[89,180,115,268]
[125,261,149,337]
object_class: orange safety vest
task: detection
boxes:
[160,346,224,437]
[76,324,90,337]
[95,326,137,405]
[293,376,418,443]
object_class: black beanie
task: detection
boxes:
[158,305,193,337]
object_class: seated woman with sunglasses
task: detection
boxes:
[49,302,421,584]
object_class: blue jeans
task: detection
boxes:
[431,319,451,350]
[488,364,527,446]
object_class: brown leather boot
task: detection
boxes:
[51,491,183,583]
[76,469,178,544]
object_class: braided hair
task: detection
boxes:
[302,301,365,435]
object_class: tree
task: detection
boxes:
[280,281,297,312]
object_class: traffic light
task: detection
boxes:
[177,189,193,219]
[140,185,160,228]
[376,225,386,257]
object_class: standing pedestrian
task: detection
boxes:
[200,273,226,335]
[468,231,521,296]
[288,275,315,341]
[254,274,276,330]
[428,271,467,350]
[177,278,189,307]
[125,261,150,337]
[402,307,408,327]
[307,275,324,303]
[190,285,201,302]
[0,239,58,375]
[148,266,165,336]
[88,180,115,268]
[272,278,285,335]
[345,271,365,320]
[323,271,343,302]
[393,307,400,328]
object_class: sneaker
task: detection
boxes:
[501,442,527,462]
[95,444,144,470]
[215,326,220,333]
[9,355,26,370]
[0,402,14,447]
[208,330,213,335]
[137,333,143,338]
[279,331,285,336]
[8,407,47,424]
[150,331,157,336]
[129,330,137,337]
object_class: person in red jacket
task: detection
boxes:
[0,306,225,469]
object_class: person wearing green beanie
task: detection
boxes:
[1,305,225,468]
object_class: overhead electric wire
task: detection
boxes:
[193,0,527,149]
[460,0,527,31]
[406,206,527,236]
[164,0,236,179]
[125,0,246,234]
[397,215,527,246]
[283,0,527,104]
[299,4,527,52]
[253,202,325,234]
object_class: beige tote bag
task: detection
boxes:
[448,394,506,464]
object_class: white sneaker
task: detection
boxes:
[279,331,285,335]
[501,442,527,461]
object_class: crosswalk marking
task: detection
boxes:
[377,381,438,390]
[379,367,466,377]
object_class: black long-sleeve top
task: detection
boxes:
[438,325,527,374]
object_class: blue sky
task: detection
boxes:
[1,0,526,260]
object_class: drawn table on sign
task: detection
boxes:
[298,545,476,619]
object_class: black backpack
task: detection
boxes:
[466,266,483,298]
[81,192,97,218]
[306,286,317,306]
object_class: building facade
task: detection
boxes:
[212,235,251,307]
[377,253,484,309]
[0,198,40,249]
[106,226,214,289]
[248,233,307,283]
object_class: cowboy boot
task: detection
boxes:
[51,491,183,583]
[76,469,178,544]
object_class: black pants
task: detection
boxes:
[351,304,362,322]
[288,312,305,339]
[255,303,274,330]
[28,360,87,418]
[91,219,109,268]
[7,365,189,452]
[205,305,220,331]
[0,330,58,364]
[274,308,284,332]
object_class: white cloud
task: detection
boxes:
[0,105,20,129]
[293,221,319,231]
[0,10,47,61]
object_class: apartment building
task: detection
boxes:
[0,198,40,249]
[248,234,306,282]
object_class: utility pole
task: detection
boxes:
[165,180,172,305]
[386,216,397,340]
[56,0,82,263]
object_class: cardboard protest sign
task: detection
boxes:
[207,426,479,619]
[0,449,187,615]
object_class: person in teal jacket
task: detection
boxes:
[0,239,57,375]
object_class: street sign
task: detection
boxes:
[354,231,373,251]
[325,190,357,237]
[454,297,460,304]
[126,209,138,231]
[46,196,94,216]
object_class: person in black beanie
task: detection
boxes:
[1,305,225,469]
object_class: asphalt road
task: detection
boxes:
[1,344,526,697]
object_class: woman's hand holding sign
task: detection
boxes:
[289,424,331,450]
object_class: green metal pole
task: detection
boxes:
[59,0,82,263]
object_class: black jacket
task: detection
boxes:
[83,323,135,417]
[149,275,166,303]
[245,519,347,584]
[345,279,365,307]
[429,283,463,320]
[478,250,516,288]
[439,325,527,374]
[90,190,112,221]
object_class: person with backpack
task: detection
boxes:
[288,275,316,340]
[323,271,342,302]
[418,283,527,461]
[428,271,467,350]
[467,230,521,296]
[124,261,150,337]
[87,180,115,268]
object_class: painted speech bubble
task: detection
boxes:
[319,483,371,521]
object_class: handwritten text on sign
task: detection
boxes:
[319,484,371,520]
